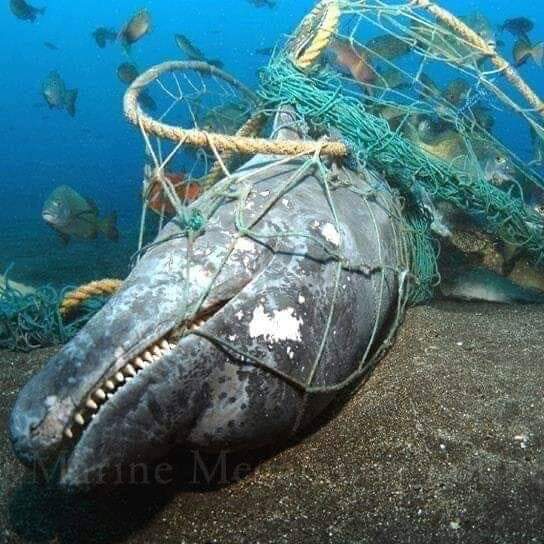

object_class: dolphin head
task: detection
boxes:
[9,111,404,487]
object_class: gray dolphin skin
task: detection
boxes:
[9,110,404,487]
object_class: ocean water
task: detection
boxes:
[0,0,543,290]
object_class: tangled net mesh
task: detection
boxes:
[2,0,544,373]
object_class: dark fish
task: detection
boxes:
[365,34,411,61]
[442,78,471,106]
[116,63,157,111]
[174,34,224,68]
[440,267,544,303]
[42,185,118,243]
[42,71,78,117]
[43,42,58,50]
[500,17,534,38]
[119,9,151,49]
[143,168,201,216]
[413,11,496,67]
[375,67,408,90]
[9,0,44,22]
[471,106,495,131]
[92,27,117,49]
[513,38,544,67]
[255,47,274,56]
[117,62,139,85]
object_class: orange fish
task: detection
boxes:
[144,171,201,216]
[327,37,377,86]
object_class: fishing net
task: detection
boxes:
[3,0,544,372]
[0,266,105,351]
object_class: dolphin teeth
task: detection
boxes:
[134,357,146,369]
[115,372,125,383]
[152,346,162,357]
[75,413,85,426]
[86,399,98,410]
[160,340,170,351]
[169,342,176,349]
[64,427,73,439]
[95,388,106,400]
[105,380,115,391]
[190,324,198,331]
[124,364,137,377]
[143,351,153,362]
[197,320,205,327]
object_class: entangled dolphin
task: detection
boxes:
[9,111,405,486]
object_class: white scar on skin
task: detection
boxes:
[234,237,256,253]
[321,223,341,247]
[249,305,303,343]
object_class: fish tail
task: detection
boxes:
[532,42,544,67]
[65,89,78,117]
[102,212,119,242]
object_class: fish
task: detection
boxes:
[42,185,118,244]
[442,78,471,107]
[116,62,140,85]
[326,37,377,86]
[174,34,224,68]
[482,153,516,186]
[375,67,409,90]
[9,107,402,487]
[365,34,411,61]
[412,115,450,145]
[91,27,117,49]
[143,168,202,215]
[513,38,544,67]
[413,11,496,67]
[500,17,534,39]
[471,106,495,131]
[116,63,157,111]
[41,71,78,117]
[255,47,274,56]
[43,42,58,51]
[119,9,151,50]
[508,258,544,293]
[440,267,544,303]
[9,0,44,22]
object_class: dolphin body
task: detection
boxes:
[9,111,405,486]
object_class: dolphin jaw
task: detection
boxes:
[58,298,233,457]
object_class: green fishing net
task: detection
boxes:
[3,0,544,358]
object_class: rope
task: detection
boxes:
[200,111,270,190]
[291,0,341,70]
[123,60,348,158]
[410,0,544,115]
[60,279,122,317]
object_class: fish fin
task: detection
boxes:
[57,231,70,245]
[208,59,224,69]
[65,89,78,117]
[84,197,98,213]
[532,42,544,67]
[442,267,544,304]
[102,212,119,242]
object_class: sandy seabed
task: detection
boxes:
[1,301,543,544]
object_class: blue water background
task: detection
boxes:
[0,0,543,286]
